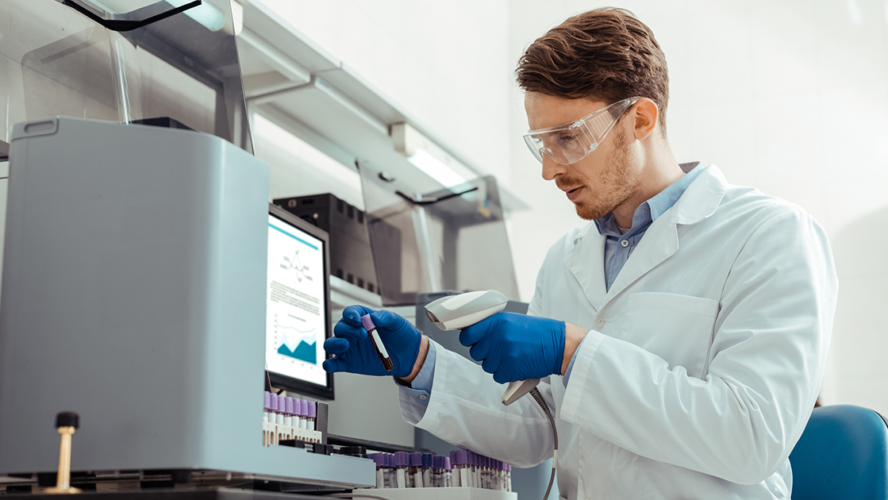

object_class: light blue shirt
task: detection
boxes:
[401,164,706,401]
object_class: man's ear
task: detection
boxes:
[632,99,659,141]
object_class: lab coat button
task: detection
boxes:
[595,316,606,329]
[419,395,428,400]
[620,239,629,248]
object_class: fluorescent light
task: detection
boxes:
[407,148,468,188]
[391,122,475,188]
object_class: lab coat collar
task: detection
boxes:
[564,164,728,311]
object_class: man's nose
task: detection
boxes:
[541,156,566,181]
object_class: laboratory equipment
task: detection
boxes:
[45,412,81,495]
[266,205,335,399]
[362,314,395,371]
[275,194,381,295]
[358,160,519,306]
[425,290,559,499]
[0,117,371,490]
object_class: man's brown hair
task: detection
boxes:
[517,8,669,133]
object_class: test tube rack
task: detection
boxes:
[262,422,322,446]
[358,488,517,500]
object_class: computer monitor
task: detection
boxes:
[266,204,334,399]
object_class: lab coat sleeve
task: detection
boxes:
[398,263,557,468]
[559,209,837,485]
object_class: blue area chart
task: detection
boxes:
[277,340,317,365]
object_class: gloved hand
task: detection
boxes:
[459,312,565,384]
[323,306,422,378]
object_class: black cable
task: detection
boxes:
[529,387,558,500]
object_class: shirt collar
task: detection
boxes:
[594,163,707,237]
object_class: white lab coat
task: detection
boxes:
[399,165,837,499]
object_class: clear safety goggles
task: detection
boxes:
[523,97,642,165]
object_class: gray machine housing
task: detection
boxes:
[0,117,373,487]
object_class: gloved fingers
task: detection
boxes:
[333,319,368,341]
[322,357,347,373]
[468,335,492,362]
[341,305,375,327]
[323,337,350,355]
[369,310,407,330]
[459,315,498,347]
[493,370,519,385]
[480,353,501,375]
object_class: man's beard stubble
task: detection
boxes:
[571,126,640,221]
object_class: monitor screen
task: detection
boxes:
[266,205,333,398]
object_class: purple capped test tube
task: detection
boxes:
[394,451,409,488]
[431,456,444,487]
[361,314,394,371]
[284,397,295,428]
[504,463,512,492]
[370,454,385,489]
[299,399,308,429]
[263,392,272,423]
[307,401,316,431]
[422,453,433,487]
[444,457,453,487]
[408,452,424,488]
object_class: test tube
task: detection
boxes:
[431,456,443,487]
[394,451,408,488]
[307,402,316,431]
[370,454,385,489]
[504,464,512,492]
[283,397,294,430]
[299,399,308,429]
[408,452,423,488]
[384,454,396,488]
[453,450,472,488]
[444,457,453,487]
[263,392,272,422]
[361,314,394,371]
[449,451,462,487]
[422,453,432,487]
[468,452,476,488]
[480,456,488,490]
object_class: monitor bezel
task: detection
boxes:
[266,203,334,400]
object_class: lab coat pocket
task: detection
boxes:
[621,292,718,379]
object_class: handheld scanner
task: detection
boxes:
[424,291,541,406]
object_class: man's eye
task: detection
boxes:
[556,134,578,148]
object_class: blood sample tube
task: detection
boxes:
[422,453,432,487]
[299,399,308,429]
[444,457,453,487]
[505,464,512,492]
[431,456,443,487]
[263,392,272,422]
[307,401,316,431]
[394,451,408,488]
[361,314,394,371]
[409,452,423,488]
[370,454,385,489]
[283,397,294,430]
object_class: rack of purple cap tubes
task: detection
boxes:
[366,450,511,491]
[261,391,321,446]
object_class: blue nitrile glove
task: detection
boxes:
[459,312,565,384]
[323,306,422,378]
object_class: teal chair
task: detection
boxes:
[789,405,888,499]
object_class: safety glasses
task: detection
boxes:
[523,97,642,165]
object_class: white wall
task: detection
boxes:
[257,0,514,186]
[506,0,888,414]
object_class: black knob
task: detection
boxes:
[55,412,79,429]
